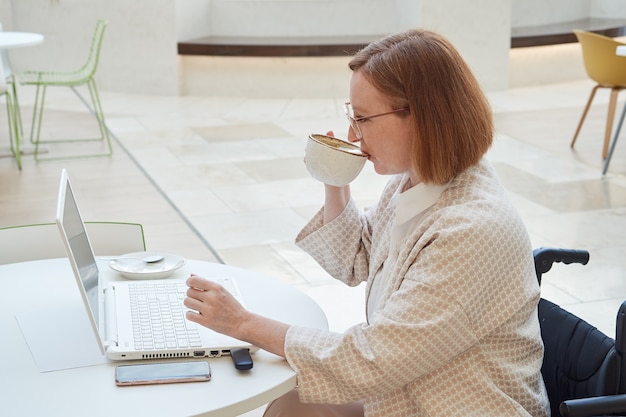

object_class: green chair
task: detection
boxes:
[0,221,146,265]
[1,64,21,169]
[20,19,111,161]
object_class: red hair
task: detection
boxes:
[349,29,493,184]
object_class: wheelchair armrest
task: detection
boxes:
[533,247,590,284]
[560,393,626,417]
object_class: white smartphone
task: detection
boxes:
[115,361,211,386]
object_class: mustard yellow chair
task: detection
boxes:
[571,30,626,160]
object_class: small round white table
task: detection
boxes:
[0,258,328,417]
[0,31,44,49]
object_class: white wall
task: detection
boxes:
[418,0,511,92]
[512,0,590,27]
[175,0,213,42]
[176,0,396,40]
[175,0,510,91]
[1,0,178,95]
[4,0,626,97]
[591,0,626,17]
[512,0,626,28]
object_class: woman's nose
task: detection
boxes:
[346,128,360,143]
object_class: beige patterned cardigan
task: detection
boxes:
[290,159,550,417]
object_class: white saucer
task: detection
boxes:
[108,252,185,280]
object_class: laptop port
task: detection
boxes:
[209,350,219,357]
[193,350,206,357]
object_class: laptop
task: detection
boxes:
[55,169,254,360]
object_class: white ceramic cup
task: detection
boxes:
[305,133,368,186]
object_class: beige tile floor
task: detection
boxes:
[1,76,626,416]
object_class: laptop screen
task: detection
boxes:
[56,169,101,332]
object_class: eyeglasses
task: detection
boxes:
[344,102,409,139]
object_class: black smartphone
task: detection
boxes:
[115,361,211,386]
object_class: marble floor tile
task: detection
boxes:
[194,122,292,141]
[190,208,307,250]
[218,242,313,286]
[234,157,310,182]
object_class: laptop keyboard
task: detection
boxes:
[128,281,201,351]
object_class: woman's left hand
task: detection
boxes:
[184,274,248,338]
[184,274,290,357]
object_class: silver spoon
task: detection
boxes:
[100,255,165,263]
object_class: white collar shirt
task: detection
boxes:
[367,176,448,321]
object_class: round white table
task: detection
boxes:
[0,258,328,417]
[0,31,44,49]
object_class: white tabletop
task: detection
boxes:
[0,31,44,49]
[0,258,328,417]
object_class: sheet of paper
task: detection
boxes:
[16,306,108,372]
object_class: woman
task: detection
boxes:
[185,29,550,417]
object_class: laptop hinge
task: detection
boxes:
[103,287,118,347]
